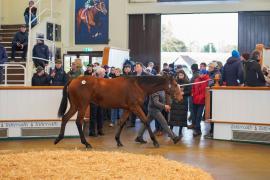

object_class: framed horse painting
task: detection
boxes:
[75,0,109,44]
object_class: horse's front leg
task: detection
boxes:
[115,110,130,147]
[132,106,159,148]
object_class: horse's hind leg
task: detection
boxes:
[132,106,159,148]
[115,110,130,147]
[55,106,77,145]
[76,108,92,149]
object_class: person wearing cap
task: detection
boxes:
[32,66,50,86]
[84,64,94,76]
[222,50,244,86]
[50,59,67,86]
[11,25,28,60]
[24,0,37,27]
[32,35,49,68]
[0,36,7,84]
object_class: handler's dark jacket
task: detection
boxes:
[148,91,165,113]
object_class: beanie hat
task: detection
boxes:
[232,50,240,58]
[191,64,199,71]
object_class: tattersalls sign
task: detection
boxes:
[0,122,60,128]
[231,124,270,133]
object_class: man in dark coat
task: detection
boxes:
[32,66,51,86]
[50,59,67,86]
[11,25,28,60]
[32,36,50,68]
[135,91,180,144]
[243,50,266,87]
[127,62,148,128]
[222,50,244,86]
[0,40,8,84]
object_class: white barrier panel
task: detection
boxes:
[211,87,270,143]
[0,87,78,138]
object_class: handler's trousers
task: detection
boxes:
[137,111,176,139]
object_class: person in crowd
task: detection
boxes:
[134,89,180,145]
[24,0,37,27]
[11,25,28,60]
[175,65,183,73]
[89,67,106,136]
[162,63,169,72]
[200,62,207,71]
[243,50,266,87]
[241,53,250,61]
[110,68,123,127]
[192,69,209,137]
[103,65,110,78]
[187,64,200,129]
[216,61,224,74]
[122,64,132,76]
[262,65,270,86]
[32,66,50,86]
[169,70,191,137]
[84,64,94,76]
[222,50,244,86]
[0,37,7,84]
[32,35,49,68]
[208,62,222,87]
[67,62,83,80]
[134,62,148,76]
[147,62,157,75]
[50,59,67,86]
[93,62,100,68]
[127,62,149,128]
[109,66,116,78]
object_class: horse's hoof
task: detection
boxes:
[153,142,160,148]
[54,138,61,145]
[85,143,92,149]
[117,142,124,147]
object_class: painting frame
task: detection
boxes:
[75,0,109,44]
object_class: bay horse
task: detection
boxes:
[76,0,107,34]
[54,75,183,148]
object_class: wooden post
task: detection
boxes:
[256,44,264,65]
[214,73,220,87]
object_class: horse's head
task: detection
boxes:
[163,73,183,102]
[96,0,107,15]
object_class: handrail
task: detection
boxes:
[26,0,56,86]
[0,64,27,86]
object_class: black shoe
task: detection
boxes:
[89,132,98,137]
[135,137,147,144]
[172,136,181,144]
[193,131,202,137]
[98,131,104,136]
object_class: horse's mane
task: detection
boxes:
[125,76,168,86]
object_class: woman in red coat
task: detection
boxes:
[192,70,209,136]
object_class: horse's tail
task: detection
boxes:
[58,80,72,118]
